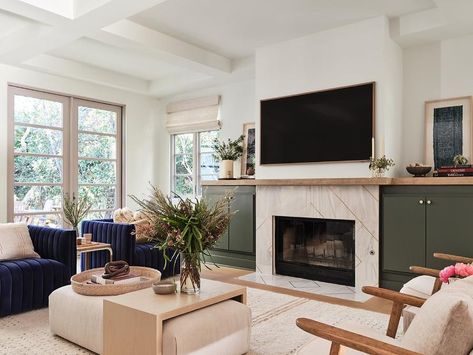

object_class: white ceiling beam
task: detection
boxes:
[97,19,232,76]
[0,0,171,64]
[0,0,70,25]
[23,54,150,94]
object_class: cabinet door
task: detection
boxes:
[426,196,473,269]
[203,187,230,251]
[382,195,426,273]
[228,192,255,254]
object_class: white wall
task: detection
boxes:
[401,33,473,171]
[255,16,403,179]
[0,64,160,222]
[156,79,255,192]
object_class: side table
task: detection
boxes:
[78,242,113,271]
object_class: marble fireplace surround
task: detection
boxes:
[256,185,379,292]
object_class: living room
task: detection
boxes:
[2,1,473,354]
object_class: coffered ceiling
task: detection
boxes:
[0,0,472,97]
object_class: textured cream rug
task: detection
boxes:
[0,287,390,355]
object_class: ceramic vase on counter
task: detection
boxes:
[219,160,234,179]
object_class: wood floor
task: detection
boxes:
[201,266,392,315]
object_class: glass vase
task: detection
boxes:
[371,168,385,178]
[180,253,201,294]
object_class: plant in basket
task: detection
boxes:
[131,185,233,294]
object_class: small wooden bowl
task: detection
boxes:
[406,166,432,177]
[152,281,177,295]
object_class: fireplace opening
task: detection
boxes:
[275,216,355,286]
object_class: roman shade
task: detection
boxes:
[166,95,221,134]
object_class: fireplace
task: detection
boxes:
[275,216,355,286]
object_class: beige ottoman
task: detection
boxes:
[163,300,251,355]
[49,285,111,354]
[50,286,251,355]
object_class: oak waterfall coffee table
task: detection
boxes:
[103,279,250,355]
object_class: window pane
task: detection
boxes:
[200,131,218,153]
[14,95,63,127]
[14,213,61,227]
[175,154,193,174]
[15,126,62,155]
[174,176,193,196]
[85,210,113,220]
[78,133,116,159]
[175,133,193,155]
[200,153,219,175]
[14,185,62,213]
[78,106,116,134]
[14,155,62,183]
[79,185,116,210]
[79,160,116,184]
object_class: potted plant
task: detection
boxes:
[369,155,395,177]
[212,135,244,179]
[63,194,92,237]
[453,154,469,167]
[131,186,233,294]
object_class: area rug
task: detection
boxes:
[0,287,391,355]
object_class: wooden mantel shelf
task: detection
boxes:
[202,177,473,186]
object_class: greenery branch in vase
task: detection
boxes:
[212,135,244,179]
[63,194,92,236]
[131,185,233,294]
[369,155,395,177]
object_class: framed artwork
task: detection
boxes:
[425,96,473,169]
[241,122,255,176]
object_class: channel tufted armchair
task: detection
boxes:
[0,225,76,317]
[80,219,179,278]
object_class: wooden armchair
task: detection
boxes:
[408,253,473,296]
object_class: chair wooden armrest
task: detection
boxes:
[362,286,426,338]
[433,253,473,264]
[296,318,422,355]
[362,286,426,308]
[409,266,440,278]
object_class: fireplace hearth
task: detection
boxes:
[275,216,355,286]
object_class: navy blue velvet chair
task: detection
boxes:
[0,225,76,317]
[80,219,179,278]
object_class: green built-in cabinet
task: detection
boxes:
[381,186,473,290]
[203,185,256,269]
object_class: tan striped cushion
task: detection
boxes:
[0,223,40,261]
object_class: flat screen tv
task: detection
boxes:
[260,82,374,164]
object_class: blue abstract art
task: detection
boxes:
[433,105,463,169]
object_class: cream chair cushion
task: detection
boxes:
[401,279,473,355]
[0,223,39,261]
[401,275,439,298]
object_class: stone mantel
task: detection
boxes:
[202,177,473,186]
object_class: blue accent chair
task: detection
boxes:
[80,219,179,278]
[0,225,76,317]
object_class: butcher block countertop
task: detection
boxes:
[202,177,473,186]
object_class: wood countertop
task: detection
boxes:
[202,177,473,186]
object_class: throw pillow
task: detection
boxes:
[401,285,473,355]
[0,223,40,261]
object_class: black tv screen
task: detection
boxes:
[260,82,374,164]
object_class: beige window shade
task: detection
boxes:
[166,95,221,134]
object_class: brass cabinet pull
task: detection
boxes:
[427,200,432,205]
[419,200,424,204]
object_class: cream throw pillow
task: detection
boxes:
[0,223,40,261]
[401,286,473,355]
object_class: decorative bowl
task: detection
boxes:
[406,166,432,177]
[71,266,161,296]
[152,281,177,295]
